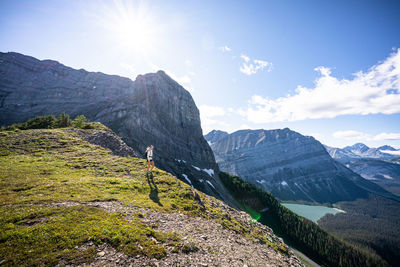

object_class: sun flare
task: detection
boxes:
[99,0,160,55]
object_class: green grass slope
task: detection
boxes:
[0,126,290,266]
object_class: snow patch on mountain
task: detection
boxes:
[182,174,193,186]
[206,180,216,189]
[202,168,214,177]
[192,165,201,171]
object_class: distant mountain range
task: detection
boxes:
[325,143,400,196]
[324,143,399,162]
[205,129,398,203]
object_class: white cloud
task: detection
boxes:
[199,105,227,133]
[199,105,226,118]
[332,130,400,142]
[219,45,232,52]
[239,54,273,75]
[242,49,400,122]
[374,132,400,141]
[332,130,371,141]
[240,54,250,62]
[149,63,194,92]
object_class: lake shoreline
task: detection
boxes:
[281,203,345,222]
[333,207,346,213]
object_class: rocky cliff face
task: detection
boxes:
[206,128,397,203]
[0,52,234,204]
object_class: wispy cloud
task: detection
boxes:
[199,105,227,133]
[239,54,273,75]
[219,45,232,52]
[374,132,400,141]
[332,130,400,141]
[241,49,400,122]
[240,54,250,62]
[332,130,371,141]
[199,105,226,119]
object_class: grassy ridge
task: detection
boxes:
[0,126,282,266]
[219,172,388,267]
[0,129,195,210]
[0,128,198,265]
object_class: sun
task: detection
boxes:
[100,0,160,55]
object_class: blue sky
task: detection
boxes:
[1,0,400,148]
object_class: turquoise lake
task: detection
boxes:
[281,203,344,222]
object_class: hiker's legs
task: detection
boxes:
[150,160,154,172]
[147,160,150,172]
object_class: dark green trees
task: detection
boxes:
[56,112,72,128]
[1,113,87,131]
[219,172,387,267]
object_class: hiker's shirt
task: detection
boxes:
[147,150,153,161]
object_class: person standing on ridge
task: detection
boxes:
[146,145,154,174]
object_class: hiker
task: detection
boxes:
[146,145,154,174]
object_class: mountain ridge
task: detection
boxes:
[0,124,302,266]
[205,128,398,203]
[324,142,397,162]
[204,129,228,144]
[0,51,237,206]
[324,142,400,196]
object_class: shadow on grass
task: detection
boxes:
[147,172,163,206]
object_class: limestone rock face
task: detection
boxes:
[0,52,234,203]
[206,128,396,203]
[204,130,228,144]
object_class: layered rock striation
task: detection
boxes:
[0,52,233,204]
[206,128,397,203]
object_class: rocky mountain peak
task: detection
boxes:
[327,142,397,162]
[344,143,370,153]
[204,129,228,144]
[0,51,235,205]
[208,128,395,203]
